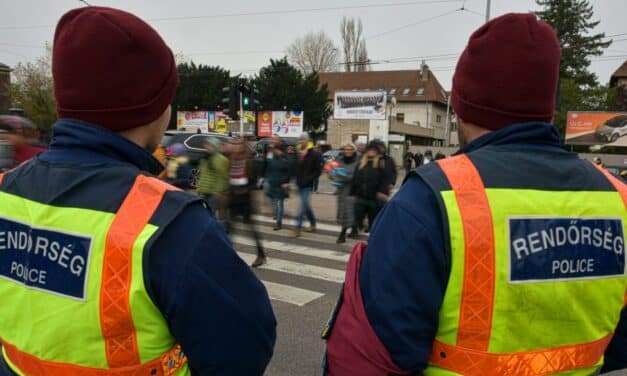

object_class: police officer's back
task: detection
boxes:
[0,7,276,375]
[325,13,627,375]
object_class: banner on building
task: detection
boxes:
[257,111,304,138]
[565,111,627,147]
[334,91,387,120]
[177,111,212,133]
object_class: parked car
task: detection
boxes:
[595,115,627,143]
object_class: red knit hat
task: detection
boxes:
[451,13,561,130]
[53,7,178,131]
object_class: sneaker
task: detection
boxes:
[292,228,301,238]
[306,225,316,233]
[336,235,346,244]
[273,224,282,231]
[252,256,266,268]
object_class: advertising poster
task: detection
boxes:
[257,111,304,138]
[176,111,210,133]
[334,91,387,120]
[565,111,627,147]
[257,111,273,137]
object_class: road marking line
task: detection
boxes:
[230,221,354,245]
[261,281,324,307]
[237,252,345,284]
[231,235,350,263]
[252,214,342,232]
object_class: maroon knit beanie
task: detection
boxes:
[451,13,561,130]
[53,7,178,131]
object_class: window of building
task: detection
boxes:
[417,88,425,96]
[402,88,410,96]
[389,88,397,95]
[396,113,405,121]
[436,115,442,123]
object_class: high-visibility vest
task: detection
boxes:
[0,169,192,376]
[419,154,627,376]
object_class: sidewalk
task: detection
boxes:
[253,170,408,224]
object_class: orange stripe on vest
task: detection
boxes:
[2,339,187,376]
[437,155,495,351]
[429,334,612,376]
[99,175,176,367]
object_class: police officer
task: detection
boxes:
[0,7,275,376]
[324,13,627,375]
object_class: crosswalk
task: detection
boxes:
[228,215,363,307]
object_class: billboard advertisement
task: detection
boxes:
[334,91,387,120]
[177,111,211,133]
[565,111,627,147]
[257,111,304,138]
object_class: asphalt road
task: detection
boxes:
[228,214,367,376]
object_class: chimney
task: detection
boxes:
[420,60,429,82]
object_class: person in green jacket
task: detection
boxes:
[197,137,229,219]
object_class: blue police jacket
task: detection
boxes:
[359,122,627,373]
[0,119,276,376]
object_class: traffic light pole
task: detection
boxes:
[239,91,244,138]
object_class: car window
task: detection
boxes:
[185,134,210,150]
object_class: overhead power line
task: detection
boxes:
[147,0,462,22]
[0,0,462,30]
[366,8,459,40]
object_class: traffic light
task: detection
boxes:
[240,81,260,111]
[221,82,239,121]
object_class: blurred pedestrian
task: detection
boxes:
[331,142,359,243]
[227,138,266,267]
[312,143,322,193]
[352,141,389,234]
[152,143,168,179]
[286,144,298,177]
[265,141,291,231]
[197,137,230,220]
[164,143,192,190]
[0,6,275,375]
[423,149,433,165]
[372,139,397,193]
[434,151,446,160]
[403,150,414,175]
[355,140,367,157]
[0,117,45,167]
[593,156,604,168]
[293,132,322,237]
[413,152,424,168]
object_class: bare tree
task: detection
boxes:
[340,17,369,72]
[286,31,339,74]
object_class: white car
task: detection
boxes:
[595,115,627,143]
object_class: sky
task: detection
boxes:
[0,0,625,89]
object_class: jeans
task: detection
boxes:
[274,198,285,225]
[296,187,316,229]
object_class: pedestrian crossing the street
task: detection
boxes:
[228,215,362,307]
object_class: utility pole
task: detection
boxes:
[239,90,244,138]
[485,0,491,23]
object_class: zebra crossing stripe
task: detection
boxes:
[237,252,345,284]
[231,235,350,263]
[261,281,324,307]
[252,215,342,232]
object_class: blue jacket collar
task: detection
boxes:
[456,122,562,155]
[43,118,163,175]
